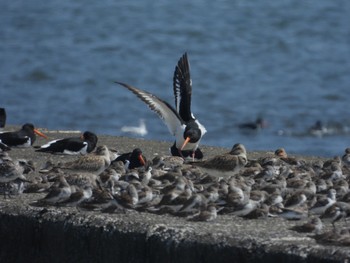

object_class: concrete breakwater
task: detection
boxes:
[0,196,348,263]
[0,128,349,262]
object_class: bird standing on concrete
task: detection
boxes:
[115,53,206,160]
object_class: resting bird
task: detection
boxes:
[0,152,34,183]
[36,131,97,155]
[190,143,248,178]
[0,123,47,147]
[55,145,111,176]
[0,108,6,129]
[112,148,146,169]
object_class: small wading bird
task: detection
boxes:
[115,53,206,160]
[0,152,33,197]
[190,143,248,178]
[55,145,111,176]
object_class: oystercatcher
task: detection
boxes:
[170,52,206,159]
[0,108,6,129]
[36,131,98,155]
[0,123,47,147]
[112,148,146,169]
[115,53,206,159]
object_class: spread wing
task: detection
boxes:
[173,52,194,122]
[115,82,184,136]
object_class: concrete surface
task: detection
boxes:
[0,126,349,263]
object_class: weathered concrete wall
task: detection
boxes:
[0,198,348,263]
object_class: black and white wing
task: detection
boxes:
[173,52,193,122]
[36,137,88,155]
[115,82,184,136]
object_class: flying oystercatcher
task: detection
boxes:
[0,123,48,147]
[115,53,206,160]
[36,131,98,155]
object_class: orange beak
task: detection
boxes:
[34,129,48,139]
[80,134,84,140]
[138,154,146,166]
[181,136,191,151]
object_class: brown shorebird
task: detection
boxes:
[0,152,34,197]
[341,148,350,168]
[274,148,300,166]
[321,202,350,227]
[60,184,93,207]
[290,217,324,234]
[309,189,337,215]
[36,175,72,205]
[57,145,111,175]
[189,205,217,222]
[190,143,247,178]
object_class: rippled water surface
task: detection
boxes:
[1,0,350,156]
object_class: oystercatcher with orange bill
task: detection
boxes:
[36,131,97,155]
[0,123,48,147]
[112,148,146,169]
[170,53,206,159]
[115,53,206,160]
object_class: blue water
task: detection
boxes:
[1,0,350,157]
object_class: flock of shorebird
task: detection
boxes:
[1,54,350,247]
